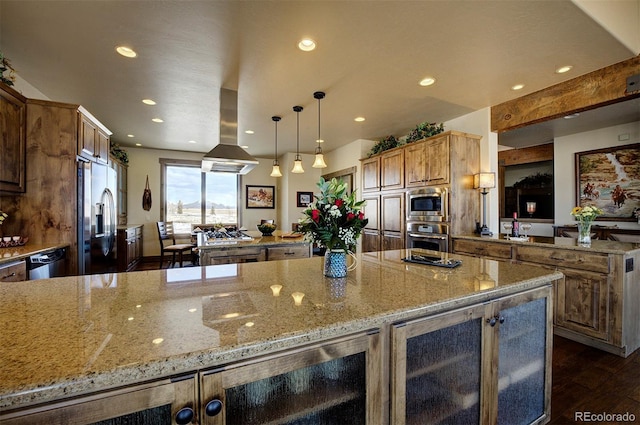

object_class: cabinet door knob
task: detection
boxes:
[499,315,505,324]
[175,407,194,424]
[487,317,497,327]
[1,272,16,279]
[205,399,223,417]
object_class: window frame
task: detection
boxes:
[159,158,241,235]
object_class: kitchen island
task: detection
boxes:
[196,230,312,265]
[0,249,562,425]
[453,234,640,357]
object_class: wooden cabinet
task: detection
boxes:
[0,261,27,282]
[361,192,405,252]
[266,244,311,261]
[0,374,198,425]
[451,238,513,261]
[361,157,380,192]
[404,134,449,187]
[110,155,128,225]
[380,149,404,190]
[117,225,143,272]
[78,106,111,165]
[391,286,552,425]
[199,331,382,424]
[0,82,26,193]
[452,236,640,357]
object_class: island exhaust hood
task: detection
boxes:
[201,88,259,174]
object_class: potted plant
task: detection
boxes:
[368,135,400,157]
[405,122,444,143]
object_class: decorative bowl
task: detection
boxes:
[257,223,277,236]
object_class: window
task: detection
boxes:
[160,159,239,234]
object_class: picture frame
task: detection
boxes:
[575,143,640,221]
[246,185,275,209]
[296,191,314,208]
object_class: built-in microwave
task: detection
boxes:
[406,187,448,221]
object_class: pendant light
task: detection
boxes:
[270,116,283,177]
[291,105,304,173]
[312,91,328,168]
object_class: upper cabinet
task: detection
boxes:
[0,82,27,193]
[78,106,111,165]
[361,146,404,193]
[405,134,450,187]
[361,156,380,192]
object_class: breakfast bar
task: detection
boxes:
[0,249,561,425]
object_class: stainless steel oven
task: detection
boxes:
[407,187,448,222]
[406,222,449,252]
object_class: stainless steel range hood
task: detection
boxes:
[202,88,259,174]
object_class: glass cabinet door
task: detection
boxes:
[494,289,552,425]
[391,304,486,425]
[200,331,382,425]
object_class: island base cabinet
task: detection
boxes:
[0,375,198,425]
[391,286,552,425]
[199,331,382,425]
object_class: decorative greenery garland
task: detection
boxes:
[368,121,445,157]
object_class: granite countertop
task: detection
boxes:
[0,243,70,267]
[453,233,640,254]
[0,249,561,410]
[197,229,308,249]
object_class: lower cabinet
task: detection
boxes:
[117,225,143,272]
[391,286,552,425]
[199,331,382,425]
[0,374,197,425]
[266,244,312,261]
[0,260,27,282]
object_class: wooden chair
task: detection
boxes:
[157,222,194,268]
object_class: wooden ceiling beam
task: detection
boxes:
[491,56,640,133]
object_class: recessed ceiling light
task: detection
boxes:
[245,130,254,134]
[116,46,137,58]
[556,65,573,74]
[188,140,197,144]
[354,117,365,122]
[142,99,156,105]
[135,143,142,146]
[298,38,316,51]
[511,84,525,91]
[127,134,135,138]
[419,77,436,86]
[152,118,163,123]
[240,145,249,149]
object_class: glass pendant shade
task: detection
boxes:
[270,161,282,177]
[313,149,327,168]
[271,116,282,177]
[312,91,328,168]
[292,157,304,173]
[292,106,304,173]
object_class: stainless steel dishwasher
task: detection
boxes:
[27,248,67,280]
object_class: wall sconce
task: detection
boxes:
[474,172,496,236]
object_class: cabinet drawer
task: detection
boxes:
[452,239,512,260]
[515,245,609,274]
[0,261,27,282]
[267,245,310,261]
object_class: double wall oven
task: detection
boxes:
[406,187,450,252]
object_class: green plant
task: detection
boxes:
[0,51,16,87]
[369,135,399,157]
[405,122,444,143]
[298,177,368,251]
[110,142,129,164]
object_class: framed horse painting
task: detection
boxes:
[575,143,640,221]
[246,185,275,209]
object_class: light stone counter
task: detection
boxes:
[453,233,640,255]
[0,243,70,266]
[0,249,562,412]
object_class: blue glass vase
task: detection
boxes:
[324,250,348,278]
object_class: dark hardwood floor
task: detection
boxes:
[137,259,640,424]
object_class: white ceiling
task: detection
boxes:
[1,1,637,158]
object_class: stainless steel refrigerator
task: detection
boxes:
[77,159,117,275]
